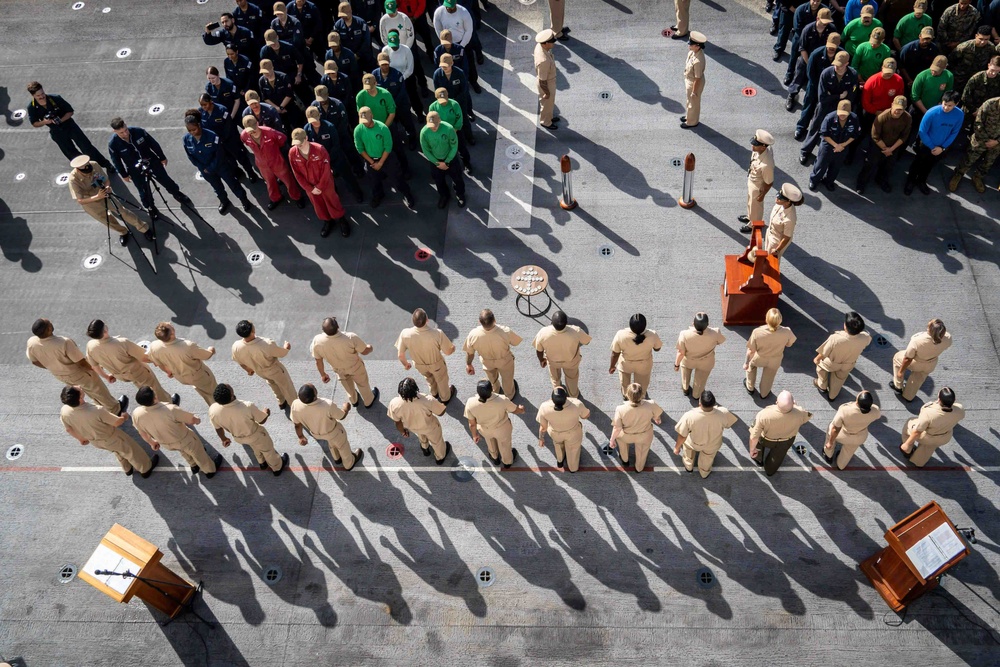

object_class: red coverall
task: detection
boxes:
[289,142,346,221]
[239,125,303,203]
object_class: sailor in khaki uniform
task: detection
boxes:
[465,380,524,467]
[901,388,966,467]
[609,313,662,398]
[763,183,803,259]
[673,390,738,478]
[147,322,218,406]
[611,383,664,473]
[396,308,457,404]
[892,318,952,402]
[310,317,379,408]
[231,320,297,408]
[749,390,812,476]
[132,386,221,476]
[387,377,451,463]
[744,307,796,399]
[68,155,151,246]
[209,384,288,475]
[681,32,707,129]
[464,308,522,397]
[814,311,872,400]
[536,386,590,472]
[85,319,177,406]
[533,310,592,398]
[675,312,725,399]
[739,130,775,230]
[59,385,158,477]
[824,390,881,469]
[534,29,559,129]
[26,318,124,415]
[292,383,364,469]
[548,0,567,40]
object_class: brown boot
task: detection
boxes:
[971,174,986,193]
[947,170,963,192]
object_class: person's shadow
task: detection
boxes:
[0,197,42,272]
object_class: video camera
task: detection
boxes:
[44,110,62,126]
[135,157,154,176]
[92,172,109,190]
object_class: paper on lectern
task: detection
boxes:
[905,524,965,579]
[82,544,143,595]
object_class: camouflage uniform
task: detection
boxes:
[948,40,999,91]
[935,5,980,51]
[951,97,1000,190]
[961,70,1000,117]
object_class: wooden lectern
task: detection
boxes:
[860,501,969,612]
[78,524,199,622]
[720,220,782,326]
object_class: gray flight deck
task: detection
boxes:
[1,0,999,665]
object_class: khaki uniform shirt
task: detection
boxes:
[765,203,796,257]
[26,335,87,380]
[747,325,797,365]
[832,402,881,446]
[902,331,952,372]
[148,338,213,382]
[86,336,147,377]
[748,147,775,189]
[292,398,348,438]
[816,330,872,372]
[463,324,522,370]
[611,328,663,373]
[232,336,288,373]
[132,403,196,445]
[68,162,108,209]
[60,403,118,442]
[463,394,517,430]
[395,325,455,366]
[677,327,726,369]
[685,49,705,81]
[613,400,663,436]
[912,401,965,440]
[676,406,738,453]
[750,404,811,442]
[533,325,592,365]
[386,393,446,431]
[208,400,267,440]
[309,331,367,375]
[537,398,590,433]
[534,44,556,92]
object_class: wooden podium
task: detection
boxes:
[860,502,969,612]
[78,524,199,622]
[721,220,781,326]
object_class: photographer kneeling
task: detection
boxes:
[68,155,154,247]
[108,118,193,222]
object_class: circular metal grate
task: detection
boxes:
[58,564,77,583]
[414,248,432,261]
[82,254,103,270]
[263,566,282,585]
[476,566,496,587]
[945,241,958,252]
[518,0,536,5]
[102,6,110,12]
[6,444,24,461]
[194,171,204,181]
[148,104,164,116]
[116,48,131,59]
[14,173,26,182]
[600,443,616,457]
[11,109,26,120]
[246,250,264,266]
[742,87,757,97]
[451,456,479,482]
[518,33,531,42]
[386,443,404,460]
[598,245,615,258]
[137,340,151,352]
[72,1,85,9]
[507,161,523,173]
[671,157,683,168]
[874,334,888,347]
[794,443,807,456]
[505,144,524,160]
[55,173,71,186]
[696,567,716,588]
[598,91,613,101]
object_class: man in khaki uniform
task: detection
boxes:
[739,129,775,230]
[611,383,664,473]
[209,384,288,475]
[534,29,559,130]
[609,313,662,399]
[68,155,151,247]
[231,320,297,409]
[85,319,178,406]
[814,311,872,400]
[533,310,592,398]
[824,390,881,469]
[673,390,738,478]
[681,32,707,129]
[744,307,796,399]
[396,308,456,404]
[749,390,812,476]
[671,0,691,40]
[892,318,952,401]
[763,183,803,259]
[147,322,217,406]
[464,308,522,398]
[310,316,379,408]
[548,0,568,41]
[59,385,158,477]
[464,380,525,467]
[387,377,451,463]
[675,312,725,399]
[536,386,590,472]
[132,386,221,476]
[27,318,124,414]
[292,383,363,469]
[901,387,966,467]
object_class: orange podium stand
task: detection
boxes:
[860,502,969,612]
[78,524,206,625]
[721,220,781,326]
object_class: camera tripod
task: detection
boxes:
[142,165,215,235]
[103,187,157,274]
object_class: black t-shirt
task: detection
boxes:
[27,93,74,129]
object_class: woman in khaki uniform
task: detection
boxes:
[536,386,590,472]
[892,318,952,402]
[59,386,157,477]
[464,380,525,468]
[611,383,664,473]
[744,308,796,399]
[901,388,966,467]
[148,322,218,406]
[814,311,872,400]
[609,313,663,399]
[86,319,176,405]
[824,391,881,469]
[209,384,288,475]
[132,386,221,477]
[387,377,451,464]
[675,312,726,399]
[681,32,706,128]
[292,383,363,470]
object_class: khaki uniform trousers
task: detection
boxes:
[747,179,766,222]
[754,435,795,477]
[823,433,865,470]
[548,0,565,35]
[682,441,721,478]
[121,364,171,404]
[414,422,448,460]
[336,363,374,406]
[815,363,851,400]
[675,0,691,35]
[478,419,514,465]
[902,418,951,468]
[892,350,936,402]
[94,430,153,474]
[178,366,218,406]
[685,76,704,126]
[162,431,217,473]
[81,201,148,235]
[484,357,516,396]
[619,360,652,398]
[547,360,581,397]
[746,355,781,398]
[57,370,119,413]
[316,422,356,468]
[617,430,654,472]
[417,360,452,402]
[258,363,297,406]
[539,77,557,126]
[549,424,584,472]
[680,358,713,398]
[238,428,283,471]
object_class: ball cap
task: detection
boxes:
[434,86,449,99]
[264,29,278,46]
[388,31,400,47]
[377,51,391,63]
[753,129,775,146]
[826,33,842,46]
[443,0,456,7]
[870,27,885,40]
[816,7,833,23]
[426,110,441,127]
[245,90,261,102]
[305,105,320,120]
[362,73,376,89]
[920,26,934,38]
[891,95,907,109]
[914,0,926,9]
[323,59,338,74]
[688,31,707,45]
[535,29,557,43]
[861,5,874,16]
[780,182,802,202]
[241,115,259,129]
[358,107,373,121]
[931,54,948,71]
[837,99,852,115]
[337,2,351,17]
[291,128,308,145]
[259,58,274,73]
[385,0,397,10]
[776,390,794,412]
[70,155,91,169]
[314,84,329,100]
[439,53,454,66]
[273,1,286,15]
[328,31,340,46]
[881,57,897,73]
[833,51,850,66]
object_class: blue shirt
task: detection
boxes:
[205,77,238,112]
[844,0,878,23]
[434,43,469,72]
[233,2,264,40]
[184,129,223,173]
[374,66,409,106]
[818,65,859,108]
[899,40,941,81]
[918,105,965,149]
[241,102,284,131]
[334,16,371,55]
[200,102,237,140]
[271,14,306,52]
[287,0,323,41]
[304,119,349,168]
[260,41,302,79]
[310,99,351,139]
[224,54,254,94]
[799,21,835,58]
[792,2,827,45]
[203,25,254,54]
[259,71,294,107]
[820,111,861,142]
[808,45,844,87]
[325,47,360,87]
[108,127,167,177]
[433,66,471,111]
[319,71,353,107]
